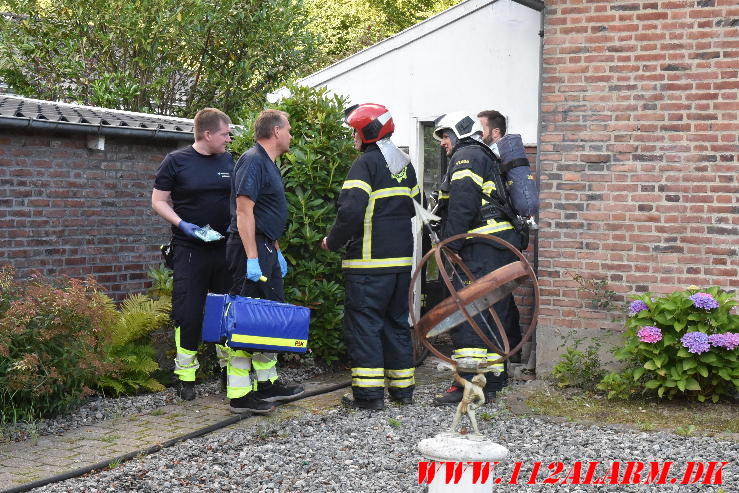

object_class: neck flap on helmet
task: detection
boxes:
[376,137,410,175]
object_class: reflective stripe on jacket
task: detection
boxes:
[441,142,513,251]
[327,144,420,274]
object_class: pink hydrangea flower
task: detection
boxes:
[637,326,662,343]
[708,333,739,351]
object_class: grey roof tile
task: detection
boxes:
[0,95,194,136]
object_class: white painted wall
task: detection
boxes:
[295,0,541,148]
[276,0,543,322]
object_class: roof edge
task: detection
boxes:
[294,0,543,89]
[0,116,193,142]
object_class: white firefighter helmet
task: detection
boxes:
[432,112,482,141]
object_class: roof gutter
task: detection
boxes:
[0,116,193,142]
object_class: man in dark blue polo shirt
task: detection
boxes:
[224,109,304,414]
[152,108,233,401]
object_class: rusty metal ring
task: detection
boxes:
[409,232,540,366]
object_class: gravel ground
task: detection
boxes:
[32,382,738,493]
[1,366,325,443]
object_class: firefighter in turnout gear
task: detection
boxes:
[431,112,522,405]
[322,103,420,410]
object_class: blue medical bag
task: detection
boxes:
[202,293,310,353]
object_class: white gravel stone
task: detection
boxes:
[29,383,739,493]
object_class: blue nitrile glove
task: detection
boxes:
[178,220,201,239]
[246,258,263,282]
[277,250,288,278]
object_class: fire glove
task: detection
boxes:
[246,258,263,282]
[277,250,288,278]
[178,220,201,239]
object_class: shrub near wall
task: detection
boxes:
[600,286,739,402]
[231,85,356,365]
[0,266,115,422]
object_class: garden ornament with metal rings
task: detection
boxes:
[344,103,395,144]
[432,112,483,142]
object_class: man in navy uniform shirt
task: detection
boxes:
[225,109,304,414]
[152,108,233,401]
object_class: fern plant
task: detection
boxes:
[147,264,173,299]
[97,294,171,396]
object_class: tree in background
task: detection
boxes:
[0,0,317,116]
[303,0,459,69]
[1,0,462,114]
[230,85,356,365]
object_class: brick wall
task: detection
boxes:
[0,128,190,300]
[537,0,739,372]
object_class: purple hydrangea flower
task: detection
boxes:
[681,331,710,354]
[637,326,662,343]
[629,300,649,316]
[708,333,739,351]
[689,292,719,310]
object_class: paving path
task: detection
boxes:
[0,362,448,491]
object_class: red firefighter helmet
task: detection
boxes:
[344,103,394,144]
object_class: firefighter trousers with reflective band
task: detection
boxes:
[450,230,522,392]
[172,242,231,382]
[224,233,282,399]
[344,272,415,401]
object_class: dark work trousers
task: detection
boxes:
[344,272,415,401]
[226,233,284,302]
[171,241,231,352]
[450,229,522,392]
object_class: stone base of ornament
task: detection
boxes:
[418,433,509,492]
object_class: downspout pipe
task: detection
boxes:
[533,3,545,276]
[527,0,546,372]
[0,117,193,142]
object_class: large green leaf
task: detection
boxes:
[699,353,718,365]
[684,378,701,391]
